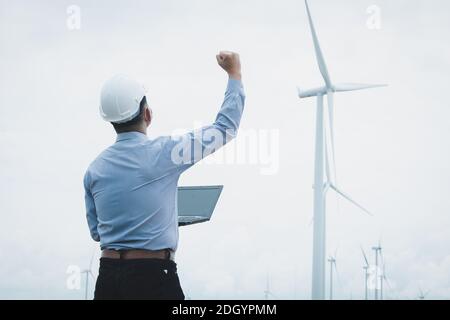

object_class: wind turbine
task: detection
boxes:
[361,247,370,300]
[264,274,275,300]
[380,263,387,299]
[81,250,96,300]
[298,0,386,300]
[379,249,389,300]
[371,242,382,300]
[418,287,429,300]
[327,249,339,300]
[378,246,396,300]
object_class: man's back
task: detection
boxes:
[85,132,182,251]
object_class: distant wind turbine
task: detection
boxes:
[418,287,430,300]
[372,242,382,300]
[361,246,370,300]
[81,250,96,300]
[298,0,386,300]
[379,249,390,300]
[381,263,387,299]
[327,249,339,300]
[264,274,275,300]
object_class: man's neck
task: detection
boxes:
[117,127,147,135]
[135,127,147,135]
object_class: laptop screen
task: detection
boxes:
[177,186,223,226]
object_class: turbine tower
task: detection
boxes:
[327,252,338,300]
[81,251,96,300]
[264,274,275,300]
[298,0,386,300]
[372,243,382,300]
[380,263,386,299]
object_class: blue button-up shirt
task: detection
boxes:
[84,79,245,251]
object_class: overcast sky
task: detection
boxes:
[1,0,449,299]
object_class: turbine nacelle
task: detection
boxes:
[297,83,387,99]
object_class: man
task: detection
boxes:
[83,51,245,300]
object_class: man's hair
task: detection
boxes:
[112,96,147,133]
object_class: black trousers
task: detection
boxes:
[94,258,185,300]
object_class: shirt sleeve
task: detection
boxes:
[159,78,246,173]
[83,171,100,242]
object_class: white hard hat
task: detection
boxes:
[99,74,146,123]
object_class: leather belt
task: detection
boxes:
[101,249,175,261]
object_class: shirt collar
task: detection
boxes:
[116,131,148,143]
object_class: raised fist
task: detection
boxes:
[216,51,241,81]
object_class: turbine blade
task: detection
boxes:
[385,277,392,290]
[379,246,385,266]
[329,184,373,216]
[88,249,95,270]
[333,83,387,93]
[333,261,342,288]
[382,263,393,291]
[361,246,370,267]
[305,0,332,88]
[297,86,327,98]
[381,254,391,285]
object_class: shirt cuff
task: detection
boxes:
[227,78,244,95]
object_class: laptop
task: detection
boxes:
[177,185,223,227]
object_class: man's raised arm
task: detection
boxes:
[163,51,246,171]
